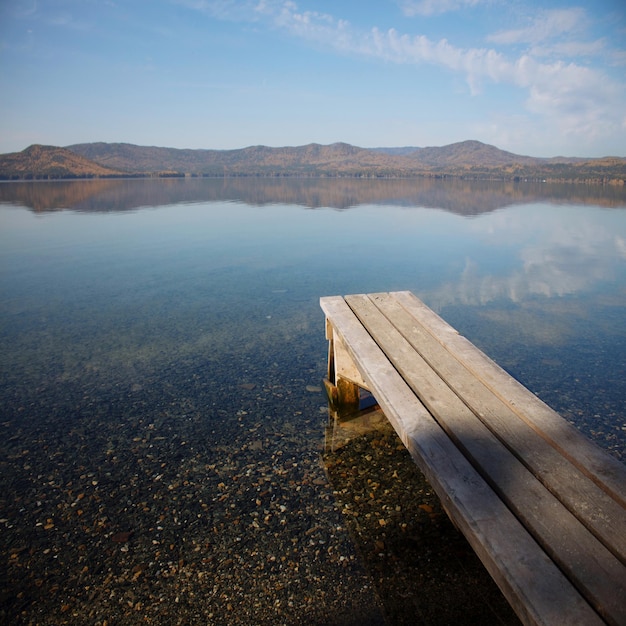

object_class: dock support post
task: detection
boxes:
[324,317,365,417]
[335,377,360,415]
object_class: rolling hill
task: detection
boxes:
[65,141,417,177]
[0,144,125,180]
[1,140,624,183]
[64,140,626,182]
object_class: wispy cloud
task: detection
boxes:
[364,28,512,94]
[6,0,93,32]
[48,13,92,31]
[179,0,625,149]
[521,61,620,146]
[9,0,39,20]
[398,0,485,17]
[175,0,261,21]
[486,8,610,61]
[268,2,352,46]
[488,8,586,46]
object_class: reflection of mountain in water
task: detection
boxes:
[1,177,626,215]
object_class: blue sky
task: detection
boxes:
[1,0,625,157]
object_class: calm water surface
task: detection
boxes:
[1,178,625,624]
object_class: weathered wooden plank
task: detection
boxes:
[342,293,626,625]
[365,291,626,566]
[392,290,626,509]
[320,296,602,626]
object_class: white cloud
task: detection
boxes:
[179,0,626,152]
[488,9,586,46]
[175,0,261,21]
[9,0,39,20]
[539,39,607,58]
[277,4,625,149]
[487,8,610,62]
[270,1,352,46]
[48,13,91,31]
[399,0,485,17]
[359,27,513,95]
[509,56,621,141]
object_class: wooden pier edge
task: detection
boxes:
[391,290,626,508]
[320,292,626,626]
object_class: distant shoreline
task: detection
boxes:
[1,140,625,185]
[1,173,624,185]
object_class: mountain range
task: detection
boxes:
[1,140,624,183]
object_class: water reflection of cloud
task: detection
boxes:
[426,205,626,309]
[478,307,572,347]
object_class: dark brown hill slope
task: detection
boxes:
[0,145,125,180]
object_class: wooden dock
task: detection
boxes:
[320,291,626,626]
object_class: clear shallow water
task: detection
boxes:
[1,178,625,624]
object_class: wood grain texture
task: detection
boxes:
[320,292,626,626]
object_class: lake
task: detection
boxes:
[1,177,625,625]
